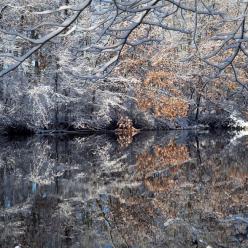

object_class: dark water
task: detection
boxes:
[0,131,247,248]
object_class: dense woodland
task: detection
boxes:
[0,0,248,133]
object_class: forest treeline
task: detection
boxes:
[0,0,248,133]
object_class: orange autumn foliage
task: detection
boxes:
[144,71,177,92]
[136,70,189,119]
[137,94,188,119]
[144,177,177,193]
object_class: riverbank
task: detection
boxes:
[0,109,246,136]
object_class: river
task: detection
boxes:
[0,131,247,248]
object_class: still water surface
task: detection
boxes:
[0,131,247,248]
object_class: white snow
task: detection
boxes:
[230,112,248,129]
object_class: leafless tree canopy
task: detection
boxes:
[0,1,247,78]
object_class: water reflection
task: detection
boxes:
[0,131,247,247]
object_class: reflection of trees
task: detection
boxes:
[136,142,189,175]
[0,132,247,247]
[136,141,190,193]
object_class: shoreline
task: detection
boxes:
[0,124,245,137]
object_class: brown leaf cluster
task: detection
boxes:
[137,95,188,119]
[115,116,139,147]
[144,71,179,94]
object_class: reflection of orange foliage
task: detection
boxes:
[144,177,176,193]
[228,168,248,184]
[136,142,189,177]
[116,133,134,148]
[154,144,189,164]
